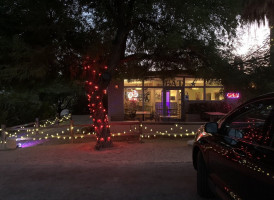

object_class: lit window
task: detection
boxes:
[124,88,143,119]
[206,88,224,100]
[206,80,222,86]
[144,78,163,86]
[185,78,204,87]
[124,79,142,86]
[185,88,204,100]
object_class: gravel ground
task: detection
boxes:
[0,138,193,168]
[1,115,212,200]
[0,138,218,200]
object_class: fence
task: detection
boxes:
[1,115,202,149]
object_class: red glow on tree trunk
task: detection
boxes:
[83,58,112,150]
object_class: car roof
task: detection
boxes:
[244,92,274,105]
[218,92,274,124]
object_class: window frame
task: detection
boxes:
[219,99,274,147]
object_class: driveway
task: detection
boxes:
[0,139,216,200]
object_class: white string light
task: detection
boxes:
[3,117,197,146]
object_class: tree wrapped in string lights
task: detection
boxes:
[80,0,243,150]
[83,57,112,150]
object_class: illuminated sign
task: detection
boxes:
[226,93,240,99]
[127,90,139,100]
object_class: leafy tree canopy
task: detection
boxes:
[81,0,243,79]
[0,0,93,124]
[0,0,248,126]
[1,0,246,91]
[0,0,92,89]
[241,0,274,67]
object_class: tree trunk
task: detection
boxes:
[84,63,112,150]
[85,1,132,149]
[84,27,129,150]
[108,27,129,72]
[89,85,111,150]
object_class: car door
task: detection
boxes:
[206,127,246,199]
[240,107,274,200]
[207,99,274,199]
[245,141,274,199]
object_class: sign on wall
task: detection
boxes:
[127,90,139,101]
[164,79,184,87]
[226,93,240,99]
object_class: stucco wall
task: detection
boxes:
[108,81,124,121]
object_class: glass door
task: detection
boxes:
[163,90,181,120]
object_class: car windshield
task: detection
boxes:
[222,102,274,145]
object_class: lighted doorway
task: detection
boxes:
[159,89,181,120]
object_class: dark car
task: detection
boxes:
[192,93,274,200]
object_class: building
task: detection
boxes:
[108,75,226,122]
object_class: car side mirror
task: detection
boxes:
[205,122,218,134]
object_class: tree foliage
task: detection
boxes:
[83,0,243,77]
[231,39,274,101]
[0,0,252,137]
[242,0,274,67]
[220,0,274,101]
[78,0,244,148]
[0,0,92,125]
[0,0,91,87]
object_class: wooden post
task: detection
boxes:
[70,118,74,143]
[139,121,143,143]
[35,118,39,135]
[1,124,6,142]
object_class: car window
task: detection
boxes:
[222,101,274,145]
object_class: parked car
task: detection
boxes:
[192,93,274,200]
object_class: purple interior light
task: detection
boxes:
[166,91,170,116]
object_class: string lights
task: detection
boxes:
[2,121,196,147]
[83,57,112,150]
[39,114,72,128]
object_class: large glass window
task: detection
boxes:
[144,88,163,113]
[185,78,204,87]
[185,88,204,100]
[165,90,181,118]
[206,80,222,86]
[206,88,224,100]
[122,76,225,121]
[144,78,163,86]
[124,79,142,86]
[124,88,143,119]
